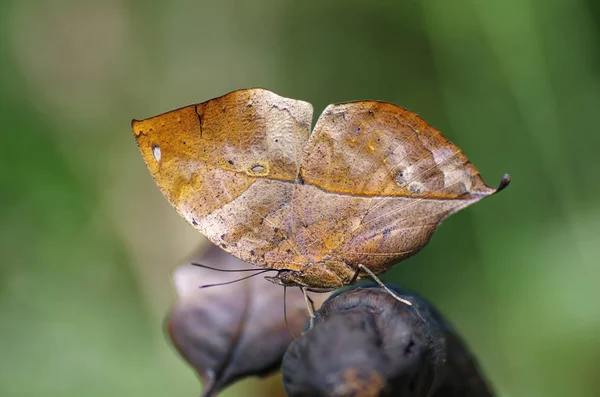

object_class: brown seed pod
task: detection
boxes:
[166,245,328,396]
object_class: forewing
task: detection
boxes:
[132,89,313,269]
[294,101,508,272]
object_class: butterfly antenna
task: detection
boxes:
[283,286,297,340]
[199,269,275,289]
[190,262,270,273]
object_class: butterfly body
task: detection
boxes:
[132,89,508,290]
[264,258,356,291]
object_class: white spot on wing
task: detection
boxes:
[152,145,161,162]
[409,182,424,194]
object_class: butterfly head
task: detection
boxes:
[265,268,344,293]
[265,270,304,287]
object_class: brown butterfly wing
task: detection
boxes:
[131,89,313,270]
[294,101,507,274]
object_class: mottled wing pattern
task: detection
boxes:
[132,89,313,270]
[294,101,504,273]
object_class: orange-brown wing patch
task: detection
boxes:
[293,101,508,272]
[132,89,313,269]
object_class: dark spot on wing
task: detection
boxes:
[383,229,391,240]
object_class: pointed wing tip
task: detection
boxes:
[494,174,511,194]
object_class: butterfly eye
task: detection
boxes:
[265,270,304,288]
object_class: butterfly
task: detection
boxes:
[132,88,509,297]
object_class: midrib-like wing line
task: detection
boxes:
[298,176,483,200]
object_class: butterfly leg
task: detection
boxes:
[301,287,316,329]
[357,264,412,306]
[349,267,361,284]
[283,287,297,340]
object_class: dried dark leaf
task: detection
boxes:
[166,244,328,396]
[282,283,494,397]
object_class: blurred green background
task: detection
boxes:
[1,0,599,396]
